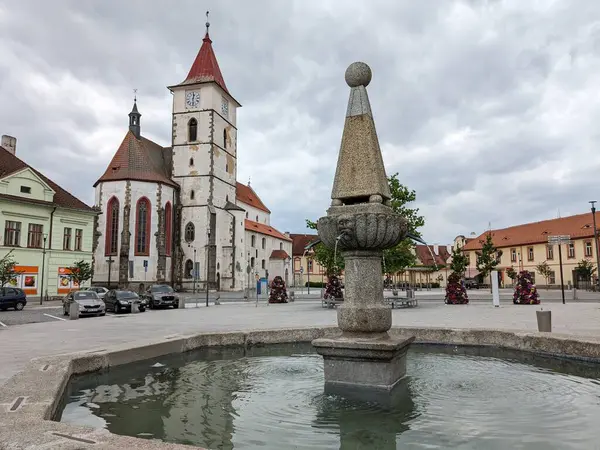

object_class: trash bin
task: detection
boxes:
[69,302,79,320]
[536,310,551,332]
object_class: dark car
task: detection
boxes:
[143,285,180,309]
[62,290,106,317]
[104,290,147,313]
[464,279,480,289]
[0,287,27,311]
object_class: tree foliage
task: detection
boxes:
[506,266,517,281]
[67,260,94,287]
[307,174,425,276]
[535,261,553,286]
[0,251,22,288]
[575,259,596,280]
[475,232,499,280]
[449,245,468,276]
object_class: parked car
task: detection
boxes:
[142,285,180,309]
[82,286,109,299]
[62,290,106,317]
[0,287,27,311]
[104,290,147,313]
[464,279,480,289]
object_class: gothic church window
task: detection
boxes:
[106,196,119,256]
[185,259,193,278]
[188,118,198,142]
[135,197,151,255]
[185,222,195,243]
[190,190,195,200]
[165,202,172,257]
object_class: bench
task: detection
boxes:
[322,298,344,309]
[384,296,418,309]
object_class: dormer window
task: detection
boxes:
[20,186,31,194]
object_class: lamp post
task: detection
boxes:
[106,255,114,289]
[589,201,600,290]
[39,234,48,305]
[193,248,197,294]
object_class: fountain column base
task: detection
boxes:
[312,334,415,391]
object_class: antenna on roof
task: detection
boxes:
[248,176,251,187]
[205,11,210,35]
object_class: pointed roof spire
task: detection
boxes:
[128,89,141,139]
[177,11,229,93]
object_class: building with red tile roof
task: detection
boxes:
[460,212,600,287]
[0,137,98,298]
[92,25,292,292]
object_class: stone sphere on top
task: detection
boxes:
[345,62,372,87]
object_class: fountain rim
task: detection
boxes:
[4,325,600,449]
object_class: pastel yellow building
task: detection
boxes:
[462,212,600,288]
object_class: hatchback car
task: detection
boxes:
[62,290,106,317]
[0,287,27,311]
[83,286,109,299]
[104,290,147,313]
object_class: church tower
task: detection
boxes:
[168,16,242,290]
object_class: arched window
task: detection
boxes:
[164,202,172,257]
[280,242,283,250]
[190,190,195,200]
[184,259,193,279]
[245,212,248,218]
[185,222,195,243]
[251,257,255,268]
[188,118,198,142]
[256,215,258,221]
[223,129,227,148]
[105,196,119,256]
[189,157,194,166]
[135,197,151,255]
[262,238,266,249]
[251,235,256,247]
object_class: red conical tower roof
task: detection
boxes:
[179,32,229,93]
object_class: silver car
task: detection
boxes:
[62,290,106,317]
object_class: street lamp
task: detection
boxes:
[39,234,48,305]
[590,201,600,290]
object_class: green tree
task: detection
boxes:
[476,232,499,287]
[307,173,425,277]
[67,260,94,288]
[575,259,596,280]
[449,245,468,276]
[506,266,517,285]
[0,251,22,288]
[535,261,553,289]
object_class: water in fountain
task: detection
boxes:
[58,343,600,450]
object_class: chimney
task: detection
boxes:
[433,244,439,255]
[284,231,290,238]
[1,135,16,155]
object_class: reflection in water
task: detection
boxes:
[59,344,600,450]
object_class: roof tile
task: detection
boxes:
[236,182,270,213]
[463,213,600,250]
[289,233,319,256]
[244,219,291,241]
[178,33,229,93]
[270,249,290,260]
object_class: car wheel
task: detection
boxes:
[149,301,154,310]
[14,301,25,311]
[138,306,145,312]
[100,313,106,316]
[115,303,120,314]
[0,307,7,311]
[173,304,179,309]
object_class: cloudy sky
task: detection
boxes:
[1,0,600,244]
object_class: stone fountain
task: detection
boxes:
[312,62,415,393]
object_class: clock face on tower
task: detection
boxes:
[186,91,200,109]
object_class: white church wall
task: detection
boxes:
[213,114,237,158]
[240,202,270,225]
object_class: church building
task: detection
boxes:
[91,25,292,291]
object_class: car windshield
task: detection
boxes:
[150,285,174,293]
[116,291,138,299]
[74,291,98,300]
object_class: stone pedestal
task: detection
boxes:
[69,302,79,320]
[313,334,414,391]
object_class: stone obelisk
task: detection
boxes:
[312,62,414,392]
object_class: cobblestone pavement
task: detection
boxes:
[3,301,600,388]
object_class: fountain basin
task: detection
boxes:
[57,342,600,450]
